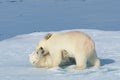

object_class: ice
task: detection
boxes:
[0,0,120,80]
[0,29,120,80]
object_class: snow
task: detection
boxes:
[0,29,120,80]
[0,0,120,80]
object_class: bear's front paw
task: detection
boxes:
[74,66,86,70]
[69,65,86,70]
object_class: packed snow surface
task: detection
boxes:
[0,29,120,80]
[0,0,120,80]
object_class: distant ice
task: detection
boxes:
[0,0,120,40]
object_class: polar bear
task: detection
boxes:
[29,49,73,68]
[31,31,100,70]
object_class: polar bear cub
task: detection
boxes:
[30,31,100,70]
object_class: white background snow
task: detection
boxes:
[0,0,120,80]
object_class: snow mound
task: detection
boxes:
[0,29,120,80]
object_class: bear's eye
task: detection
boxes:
[40,47,43,50]
[36,51,38,54]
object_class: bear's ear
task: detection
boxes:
[44,33,52,40]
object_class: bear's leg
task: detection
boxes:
[51,51,62,67]
[88,55,100,67]
[88,50,100,67]
[74,53,87,70]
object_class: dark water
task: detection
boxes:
[0,0,120,40]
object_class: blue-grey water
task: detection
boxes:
[0,0,120,40]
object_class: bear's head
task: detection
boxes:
[35,33,52,56]
[29,33,53,68]
[29,49,52,68]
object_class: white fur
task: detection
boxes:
[29,51,52,68]
[30,31,100,69]
[29,50,73,68]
